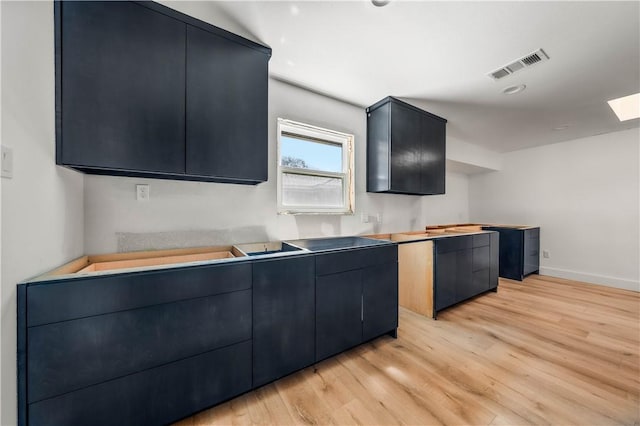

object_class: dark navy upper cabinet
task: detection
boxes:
[186,25,269,183]
[366,97,447,195]
[55,1,271,184]
[57,1,186,175]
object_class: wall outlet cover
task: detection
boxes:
[1,145,13,178]
[136,184,150,201]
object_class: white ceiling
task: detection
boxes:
[182,1,640,153]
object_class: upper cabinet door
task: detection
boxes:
[59,1,186,174]
[420,114,446,195]
[186,25,269,182]
[390,103,422,194]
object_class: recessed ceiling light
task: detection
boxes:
[502,84,526,95]
[607,93,640,121]
[371,0,391,6]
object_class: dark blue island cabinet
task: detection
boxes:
[17,242,398,426]
[481,226,540,281]
[56,1,271,184]
[433,232,499,317]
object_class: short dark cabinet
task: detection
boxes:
[366,97,447,195]
[252,256,315,387]
[315,246,398,361]
[55,1,271,184]
[482,226,540,281]
[434,232,498,316]
[316,270,364,361]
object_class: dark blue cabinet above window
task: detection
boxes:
[366,97,447,195]
[55,1,271,184]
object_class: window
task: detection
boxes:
[277,118,354,214]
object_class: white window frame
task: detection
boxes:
[277,118,355,215]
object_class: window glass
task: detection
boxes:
[280,135,342,173]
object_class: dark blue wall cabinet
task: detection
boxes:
[18,244,398,426]
[482,226,540,281]
[55,1,271,184]
[366,97,447,195]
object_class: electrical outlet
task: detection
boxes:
[542,250,550,259]
[361,212,370,223]
[375,212,383,223]
[1,145,13,178]
[136,184,150,201]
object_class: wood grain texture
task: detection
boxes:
[398,241,434,317]
[174,275,639,426]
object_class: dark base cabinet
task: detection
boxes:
[252,257,315,387]
[482,226,540,281]
[433,232,499,318]
[315,246,399,361]
[18,243,399,426]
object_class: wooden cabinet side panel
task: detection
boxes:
[398,241,434,317]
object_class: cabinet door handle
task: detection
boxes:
[361,294,364,321]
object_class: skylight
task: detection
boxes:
[607,93,640,121]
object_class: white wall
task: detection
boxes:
[0,2,85,424]
[84,78,471,253]
[469,128,640,291]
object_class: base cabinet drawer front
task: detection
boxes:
[28,290,251,403]
[316,270,363,361]
[472,246,491,272]
[28,340,252,426]
[252,257,315,387]
[472,233,491,248]
[27,262,251,326]
[315,245,397,276]
[436,235,472,254]
[362,263,398,341]
[471,269,490,295]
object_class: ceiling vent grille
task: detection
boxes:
[488,48,549,80]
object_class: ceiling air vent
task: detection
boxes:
[487,48,549,80]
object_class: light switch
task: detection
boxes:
[1,146,13,178]
[136,184,150,201]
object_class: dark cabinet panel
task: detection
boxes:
[316,270,363,361]
[315,245,397,276]
[482,226,540,281]
[27,262,252,326]
[390,103,422,194]
[366,96,447,195]
[186,25,269,182]
[252,256,315,387]
[28,290,251,403]
[363,264,398,341]
[28,341,252,426]
[420,113,446,195]
[58,1,186,174]
[435,251,457,311]
[434,232,497,315]
[56,1,271,184]
[523,229,540,276]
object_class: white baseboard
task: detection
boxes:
[539,266,639,292]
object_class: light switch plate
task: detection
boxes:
[1,145,13,178]
[136,184,150,201]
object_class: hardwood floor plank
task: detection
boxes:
[175,275,640,425]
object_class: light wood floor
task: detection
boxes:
[175,275,640,425]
